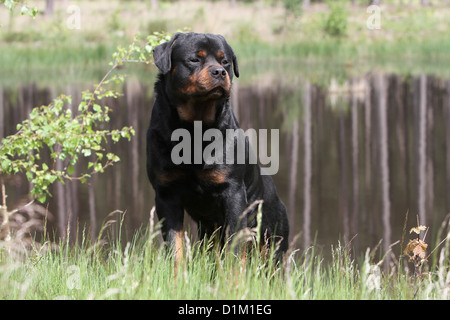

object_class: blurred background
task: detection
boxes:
[1,0,450,259]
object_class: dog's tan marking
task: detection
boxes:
[174,230,184,277]
[196,168,228,184]
[156,170,184,185]
[176,100,216,123]
[197,50,206,58]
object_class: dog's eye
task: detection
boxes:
[189,58,201,63]
[222,60,229,65]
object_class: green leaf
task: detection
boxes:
[67,166,75,175]
[112,132,120,142]
[82,149,92,157]
[94,163,103,173]
[47,174,58,184]
[26,171,33,181]
[93,104,102,113]
[1,159,11,169]
[38,193,47,203]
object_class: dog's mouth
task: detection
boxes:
[178,69,231,101]
[188,85,229,101]
[206,86,227,98]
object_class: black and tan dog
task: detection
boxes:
[146,33,289,264]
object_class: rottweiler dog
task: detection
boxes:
[147,32,289,263]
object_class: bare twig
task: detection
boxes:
[7,199,35,216]
[1,177,6,208]
[0,177,11,241]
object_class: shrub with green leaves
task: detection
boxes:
[281,0,303,19]
[324,1,348,38]
[0,32,173,204]
[0,0,38,18]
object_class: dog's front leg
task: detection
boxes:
[155,189,184,276]
[223,185,249,253]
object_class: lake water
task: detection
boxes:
[1,66,450,259]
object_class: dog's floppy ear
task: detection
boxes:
[231,48,239,78]
[153,33,181,75]
[217,35,239,78]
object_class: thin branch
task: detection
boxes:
[85,39,150,110]
[7,199,35,215]
[86,64,119,109]
[1,176,6,208]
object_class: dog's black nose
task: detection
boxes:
[210,67,227,79]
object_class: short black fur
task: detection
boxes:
[146,32,289,257]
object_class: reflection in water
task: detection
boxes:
[1,73,450,256]
[351,80,358,247]
[288,113,299,245]
[446,81,450,218]
[418,74,427,228]
[302,81,312,249]
[375,74,391,263]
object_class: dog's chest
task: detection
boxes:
[155,167,229,188]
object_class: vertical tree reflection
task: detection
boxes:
[375,73,391,263]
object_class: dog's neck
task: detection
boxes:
[155,74,234,129]
[175,99,218,123]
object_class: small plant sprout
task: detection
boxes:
[403,217,428,280]
[405,226,428,262]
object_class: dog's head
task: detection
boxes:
[153,32,239,102]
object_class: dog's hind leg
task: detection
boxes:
[170,229,184,278]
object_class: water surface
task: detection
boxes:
[1,66,449,259]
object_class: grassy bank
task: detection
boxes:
[2,1,450,85]
[0,216,449,300]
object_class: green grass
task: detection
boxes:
[1,216,448,300]
[4,36,450,88]
[1,1,450,300]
